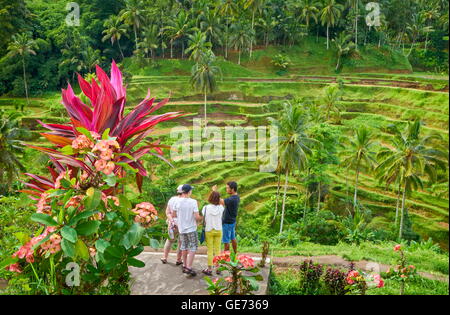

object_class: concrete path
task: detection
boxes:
[129,248,270,295]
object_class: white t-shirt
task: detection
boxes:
[173,197,199,234]
[202,204,225,232]
[167,196,180,224]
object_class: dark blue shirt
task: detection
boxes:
[223,194,240,224]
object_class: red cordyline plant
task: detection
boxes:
[1,61,184,295]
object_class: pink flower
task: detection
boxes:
[95,159,107,171]
[132,202,158,227]
[36,193,52,215]
[89,247,97,257]
[107,196,120,207]
[90,131,101,140]
[6,263,22,273]
[102,161,115,175]
[100,149,113,161]
[409,265,415,270]
[72,135,93,150]
[107,139,120,149]
[373,274,384,288]
[93,140,110,152]
[225,277,233,283]
[394,244,401,252]
[237,254,255,268]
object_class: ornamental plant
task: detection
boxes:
[385,244,417,295]
[1,61,183,294]
[345,268,384,295]
[205,251,262,295]
[298,260,324,295]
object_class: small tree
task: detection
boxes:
[333,32,355,71]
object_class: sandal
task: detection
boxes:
[202,269,213,276]
[183,267,197,277]
[216,269,222,275]
[176,260,183,266]
[160,258,167,264]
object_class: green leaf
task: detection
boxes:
[104,174,117,187]
[129,245,144,257]
[121,223,144,250]
[76,221,101,236]
[60,145,74,155]
[116,153,136,161]
[61,226,77,243]
[95,239,111,254]
[59,178,72,189]
[75,239,89,261]
[0,257,19,270]
[84,188,102,211]
[104,245,125,259]
[102,128,111,140]
[68,210,96,226]
[61,239,75,258]
[31,213,58,227]
[149,239,160,249]
[118,195,132,221]
[127,258,145,268]
[14,232,30,245]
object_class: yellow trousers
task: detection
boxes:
[206,229,222,266]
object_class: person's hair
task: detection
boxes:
[208,191,221,205]
[227,181,238,193]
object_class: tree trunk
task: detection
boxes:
[250,11,255,58]
[272,172,281,225]
[182,41,185,59]
[238,50,241,65]
[336,54,341,71]
[204,92,208,129]
[134,25,138,52]
[355,0,358,49]
[170,40,173,58]
[279,169,289,234]
[118,40,125,60]
[353,162,360,210]
[399,184,406,240]
[317,181,321,211]
[22,57,29,110]
[326,25,330,50]
[395,182,400,227]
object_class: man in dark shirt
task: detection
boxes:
[213,181,240,253]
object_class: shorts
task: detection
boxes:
[179,231,198,252]
[222,223,236,244]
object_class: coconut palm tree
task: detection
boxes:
[320,0,344,50]
[230,22,254,65]
[268,102,317,234]
[7,33,38,109]
[164,10,194,59]
[120,0,146,51]
[0,111,27,194]
[244,0,266,57]
[216,0,239,59]
[102,15,128,60]
[185,31,212,62]
[346,0,360,49]
[333,32,356,71]
[190,50,222,127]
[376,120,448,239]
[340,126,377,211]
[198,7,224,48]
[299,0,320,34]
[139,24,160,59]
[321,84,343,121]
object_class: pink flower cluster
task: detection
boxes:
[394,244,401,251]
[346,270,384,288]
[213,251,231,266]
[237,254,255,269]
[66,195,84,209]
[36,193,52,215]
[72,135,94,150]
[346,270,361,285]
[93,139,120,175]
[372,274,385,288]
[40,233,62,255]
[8,227,59,272]
[132,202,157,227]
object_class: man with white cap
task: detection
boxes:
[172,184,202,277]
[161,185,184,265]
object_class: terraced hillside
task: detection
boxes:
[1,47,448,249]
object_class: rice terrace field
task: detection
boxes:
[0,0,448,296]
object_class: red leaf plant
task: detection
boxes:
[22,61,184,196]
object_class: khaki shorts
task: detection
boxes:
[179,231,198,252]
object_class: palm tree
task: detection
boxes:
[376,121,448,239]
[420,8,438,52]
[198,7,224,47]
[244,0,266,57]
[102,15,128,60]
[299,0,319,34]
[230,22,254,65]
[216,0,239,59]
[190,50,222,127]
[120,0,146,51]
[333,32,356,71]
[320,0,344,50]
[346,0,360,49]
[139,24,160,59]
[256,14,279,47]
[7,33,38,109]
[269,102,316,234]
[164,10,193,59]
[185,31,212,62]
[321,84,343,121]
[0,111,27,194]
[341,127,377,211]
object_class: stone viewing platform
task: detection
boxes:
[129,247,270,295]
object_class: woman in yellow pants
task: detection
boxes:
[202,191,224,276]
